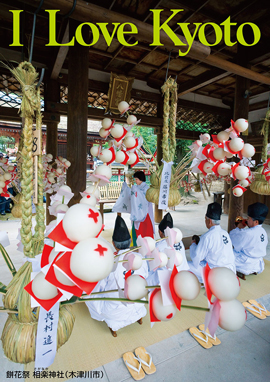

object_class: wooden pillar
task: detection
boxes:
[66,20,89,205]
[228,45,250,232]
[155,128,163,223]
[45,79,60,224]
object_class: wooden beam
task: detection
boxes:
[0,106,60,123]
[50,22,70,80]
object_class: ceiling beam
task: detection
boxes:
[50,22,70,80]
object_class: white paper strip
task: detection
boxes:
[158,160,173,210]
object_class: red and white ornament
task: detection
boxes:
[80,194,97,207]
[241,143,255,158]
[99,127,110,138]
[217,131,230,142]
[232,185,246,197]
[125,274,148,300]
[228,138,244,153]
[216,162,231,176]
[173,271,201,300]
[118,101,129,114]
[102,118,113,130]
[90,146,101,157]
[115,150,129,164]
[152,290,177,321]
[213,147,226,161]
[127,115,137,125]
[32,272,59,300]
[111,124,124,139]
[159,252,168,267]
[95,164,112,180]
[127,152,138,165]
[208,267,240,301]
[98,149,113,163]
[218,299,246,331]
[234,165,250,180]
[234,118,248,133]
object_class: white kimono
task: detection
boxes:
[188,225,236,283]
[146,238,189,286]
[86,250,148,332]
[230,225,268,275]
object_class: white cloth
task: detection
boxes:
[112,182,131,213]
[146,238,189,286]
[0,231,10,247]
[230,225,268,275]
[188,225,236,283]
[86,249,148,332]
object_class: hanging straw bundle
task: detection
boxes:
[250,109,270,195]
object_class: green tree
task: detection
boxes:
[131,125,157,154]
[0,136,15,153]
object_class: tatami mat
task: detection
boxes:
[24,260,270,379]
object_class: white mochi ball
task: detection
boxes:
[127,115,137,125]
[159,252,168,267]
[99,128,109,138]
[124,136,136,148]
[201,133,210,142]
[173,271,201,300]
[98,149,113,163]
[111,124,124,139]
[213,148,226,161]
[55,204,69,214]
[48,175,55,183]
[226,152,234,159]
[95,164,112,180]
[54,268,76,286]
[90,146,100,157]
[65,160,71,167]
[80,194,97,206]
[114,139,123,147]
[233,186,244,197]
[4,173,11,180]
[0,180,5,188]
[47,153,53,160]
[125,131,134,138]
[239,179,249,188]
[70,238,114,282]
[63,204,102,242]
[235,166,249,180]
[85,185,100,200]
[118,101,129,113]
[208,267,240,301]
[59,185,72,193]
[48,248,60,263]
[32,272,58,300]
[144,236,156,252]
[0,175,4,181]
[234,119,248,133]
[0,187,3,194]
[217,163,231,176]
[152,290,177,321]
[219,299,246,331]
[172,228,183,243]
[8,165,14,172]
[102,118,112,129]
[203,162,214,173]
[175,251,183,266]
[131,253,143,270]
[196,140,202,147]
[217,131,230,142]
[127,152,137,165]
[229,138,244,153]
[115,150,126,163]
[241,144,255,158]
[125,275,148,300]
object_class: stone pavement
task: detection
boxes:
[0,193,270,381]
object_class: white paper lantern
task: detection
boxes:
[217,131,230,142]
[90,146,100,157]
[152,290,177,321]
[172,228,183,243]
[233,186,244,197]
[63,204,102,242]
[173,271,201,300]
[98,149,113,163]
[241,144,255,158]
[125,275,148,300]
[213,148,226,161]
[80,194,97,206]
[159,252,168,267]
[127,115,137,125]
[84,185,100,200]
[70,238,114,282]
[115,150,126,163]
[118,101,129,113]
[102,118,112,129]
[144,236,156,252]
[235,166,249,180]
[203,162,214,173]
[99,128,109,138]
[95,164,112,180]
[111,124,124,139]
[208,267,240,301]
[32,272,58,300]
[54,267,76,286]
[229,138,244,153]
[234,118,248,133]
[219,299,246,331]
[217,163,231,176]
[124,136,136,148]
[239,179,249,188]
[127,152,137,165]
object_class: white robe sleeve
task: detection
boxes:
[192,233,208,268]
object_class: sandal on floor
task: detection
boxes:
[247,300,270,317]
[198,324,221,346]
[189,327,213,349]
[123,352,145,380]
[135,347,156,375]
[242,302,267,320]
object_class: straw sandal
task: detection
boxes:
[242,302,267,319]
[135,347,156,375]
[198,324,221,346]
[248,300,270,317]
[123,352,145,380]
[189,327,212,349]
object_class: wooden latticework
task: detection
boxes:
[99,182,122,200]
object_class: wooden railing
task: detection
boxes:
[99,181,123,200]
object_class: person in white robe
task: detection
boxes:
[188,202,236,283]
[86,216,148,337]
[230,202,268,278]
[147,212,189,286]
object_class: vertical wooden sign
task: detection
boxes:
[32,130,41,204]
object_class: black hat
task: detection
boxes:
[206,202,222,220]
[158,212,173,233]
[248,202,268,224]
[112,216,131,242]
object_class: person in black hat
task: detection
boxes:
[230,202,269,278]
[188,202,235,283]
[86,216,148,337]
[158,212,173,238]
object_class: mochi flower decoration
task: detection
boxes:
[50,185,74,205]
[88,164,112,185]
[122,252,143,271]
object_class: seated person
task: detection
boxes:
[147,212,189,286]
[230,202,268,278]
[188,202,236,283]
[0,186,14,216]
[189,235,200,262]
[86,216,148,337]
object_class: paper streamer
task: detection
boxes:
[158,160,173,210]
